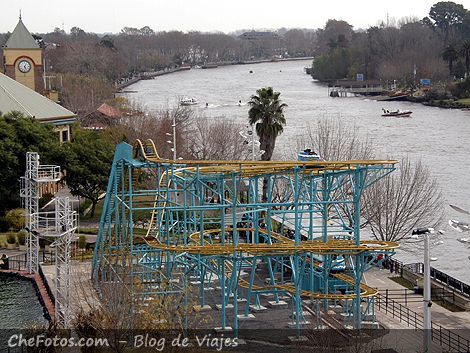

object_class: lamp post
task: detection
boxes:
[166,114,177,160]
[411,227,434,353]
[239,125,264,161]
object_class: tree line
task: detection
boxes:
[311,1,470,83]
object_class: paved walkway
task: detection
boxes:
[365,267,470,330]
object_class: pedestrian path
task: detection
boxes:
[365,267,470,330]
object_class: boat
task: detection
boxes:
[180,97,198,106]
[449,219,470,233]
[298,148,323,162]
[381,109,412,117]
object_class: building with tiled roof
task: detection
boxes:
[0,72,76,142]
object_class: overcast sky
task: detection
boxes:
[1,0,452,34]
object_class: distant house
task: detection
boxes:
[80,103,122,130]
[0,72,76,142]
[239,31,279,40]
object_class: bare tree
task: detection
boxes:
[364,157,444,242]
[293,119,444,242]
[295,118,375,161]
[186,117,251,160]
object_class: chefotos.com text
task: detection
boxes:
[8,334,109,348]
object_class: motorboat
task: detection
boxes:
[449,219,470,233]
[298,148,323,162]
[180,97,198,106]
[381,108,412,117]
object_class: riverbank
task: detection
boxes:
[117,57,313,92]
[408,96,470,109]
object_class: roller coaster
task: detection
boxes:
[92,139,399,330]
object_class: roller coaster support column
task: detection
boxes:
[293,167,302,333]
[231,171,239,335]
[354,168,364,329]
[322,173,330,310]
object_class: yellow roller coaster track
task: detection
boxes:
[132,139,398,177]
[128,138,398,300]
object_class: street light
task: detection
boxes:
[166,116,177,160]
[411,227,434,353]
[239,125,264,161]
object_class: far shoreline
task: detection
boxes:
[117,57,313,92]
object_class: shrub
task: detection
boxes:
[78,235,87,250]
[17,229,27,245]
[5,208,25,231]
[6,233,16,244]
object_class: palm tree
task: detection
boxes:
[442,44,459,77]
[248,87,287,161]
[248,87,287,201]
[461,39,470,78]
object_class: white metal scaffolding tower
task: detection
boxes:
[53,196,77,327]
[20,152,61,273]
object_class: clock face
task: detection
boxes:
[18,60,32,73]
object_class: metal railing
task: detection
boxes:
[4,253,27,271]
[38,264,55,305]
[376,293,470,352]
[403,261,470,299]
[377,287,457,306]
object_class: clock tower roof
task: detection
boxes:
[4,18,39,49]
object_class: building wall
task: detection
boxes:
[3,48,44,93]
[54,124,71,143]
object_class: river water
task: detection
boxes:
[124,59,470,283]
[0,275,48,328]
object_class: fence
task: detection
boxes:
[5,253,27,271]
[376,293,470,352]
[384,258,470,300]
[378,287,457,307]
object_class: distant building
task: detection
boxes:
[80,103,122,130]
[239,31,279,40]
[0,72,76,142]
[2,16,44,94]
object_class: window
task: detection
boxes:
[62,130,68,142]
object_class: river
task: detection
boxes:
[123,59,470,283]
[0,275,48,328]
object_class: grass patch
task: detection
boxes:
[456,98,470,107]
[389,276,415,290]
[389,276,464,312]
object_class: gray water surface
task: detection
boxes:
[0,275,48,328]
[123,60,470,283]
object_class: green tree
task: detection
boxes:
[311,48,352,80]
[78,235,87,250]
[443,43,460,76]
[248,87,287,201]
[428,1,467,41]
[64,128,115,217]
[5,209,25,231]
[0,112,65,213]
[461,39,470,77]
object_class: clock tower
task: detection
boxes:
[2,16,44,93]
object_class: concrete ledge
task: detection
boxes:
[267,300,288,308]
[214,326,233,333]
[249,305,267,312]
[288,335,308,342]
[193,304,212,312]
[290,310,312,319]
[237,313,256,320]
[287,320,311,327]
[215,304,233,310]
[361,321,379,329]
